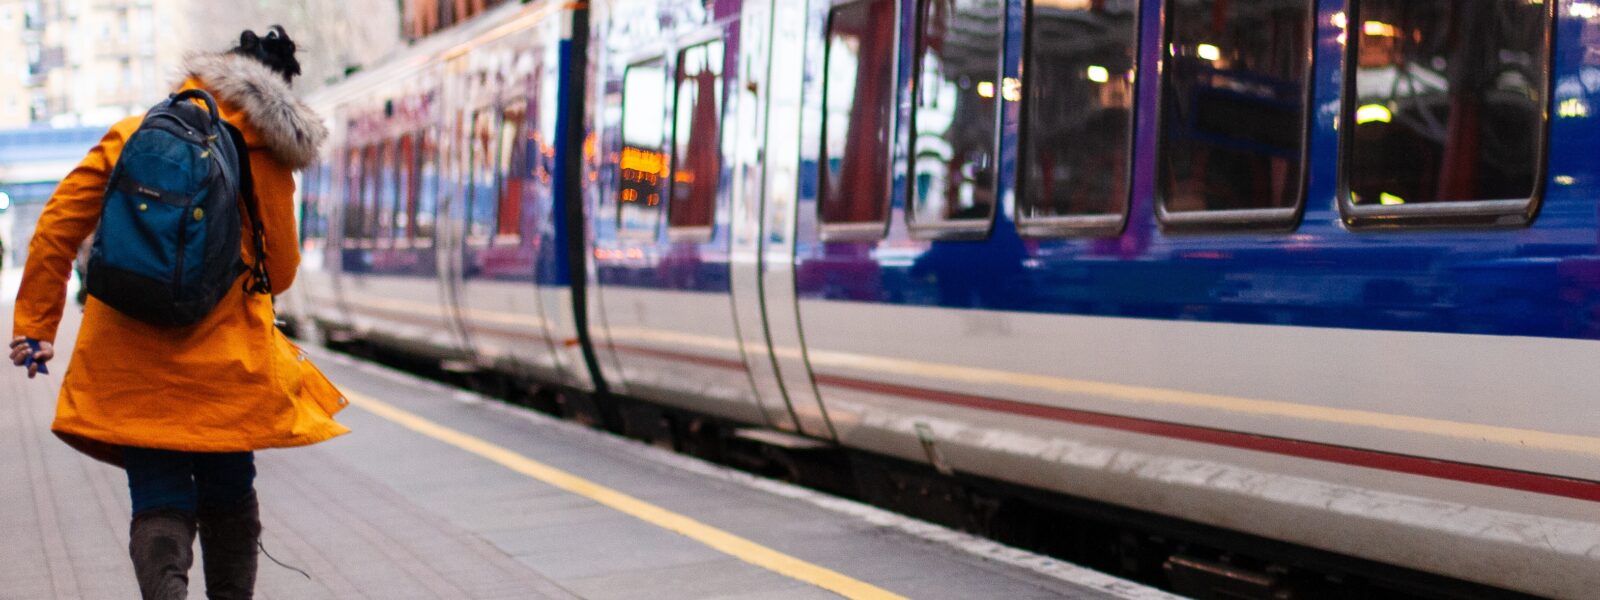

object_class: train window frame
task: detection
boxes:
[1013,0,1140,239]
[666,37,726,244]
[904,0,1004,241]
[617,56,672,241]
[1335,0,1554,230]
[817,0,901,242]
[1152,0,1317,233]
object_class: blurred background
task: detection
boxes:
[0,0,515,294]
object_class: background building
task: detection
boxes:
[0,0,405,128]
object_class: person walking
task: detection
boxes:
[8,26,348,600]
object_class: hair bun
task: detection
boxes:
[231,25,301,83]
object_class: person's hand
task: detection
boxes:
[9,337,54,378]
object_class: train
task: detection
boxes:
[279,0,1600,597]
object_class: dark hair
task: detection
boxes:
[231,25,301,84]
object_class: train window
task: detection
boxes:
[819,0,897,240]
[466,109,500,246]
[619,58,669,238]
[907,0,1002,239]
[667,40,724,241]
[396,134,417,246]
[1017,0,1137,237]
[497,100,527,245]
[1157,0,1313,229]
[377,140,399,247]
[363,145,381,246]
[342,147,364,247]
[1341,0,1551,228]
[415,129,439,245]
[299,166,319,243]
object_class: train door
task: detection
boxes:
[436,59,479,363]
[455,47,567,383]
[727,0,836,439]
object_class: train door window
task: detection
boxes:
[466,109,500,246]
[819,0,897,240]
[619,58,669,238]
[377,140,399,248]
[342,147,364,248]
[415,128,439,245]
[496,99,527,245]
[363,144,381,247]
[396,134,417,247]
[1157,0,1314,230]
[1340,0,1551,228]
[1016,0,1138,237]
[907,0,1003,239]
[667,40,724,241]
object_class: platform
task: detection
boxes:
[1,303,1176,599]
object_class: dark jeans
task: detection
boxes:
[123,447,256,515]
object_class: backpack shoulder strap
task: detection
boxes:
[222,122,272,295]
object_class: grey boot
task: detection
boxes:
[197,493,260,600]
[129,508,196,600]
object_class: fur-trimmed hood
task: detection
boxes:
[180,52,326,169]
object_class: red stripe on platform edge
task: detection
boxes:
[607,342,1600,503]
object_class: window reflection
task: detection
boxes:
[909,0,1003,229]
[397,135,416,243]
[467,110,499,244]
[1348,0,1547,206]
[378,141,398,246]
[669,41,724,233]
[498,102,526,242]
[620,59,668,236]
[820,0,896,229]
[1159,0,1312,214]
[363,145,380,244]
[1020,0,1137,223]
[415,130,439,244]
[343,149,364,245]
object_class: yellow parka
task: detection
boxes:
[12,52,349,466]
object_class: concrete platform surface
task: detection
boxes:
[2,305,1176,600]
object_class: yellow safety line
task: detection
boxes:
[344,391,906,600]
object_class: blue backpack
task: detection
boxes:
[86,89,271,327]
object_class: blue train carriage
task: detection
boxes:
[588,0,1600,597]
[285,1,596,392]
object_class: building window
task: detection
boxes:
[667,40,725,241]
[619,58,669,238]
[907,0,1004,239]
[819,0,897,240]
[1341,0,1551,228]
[1017,0,1137,237]
[1157,0,1314,229]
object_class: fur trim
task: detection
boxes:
[181,53,326,169]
